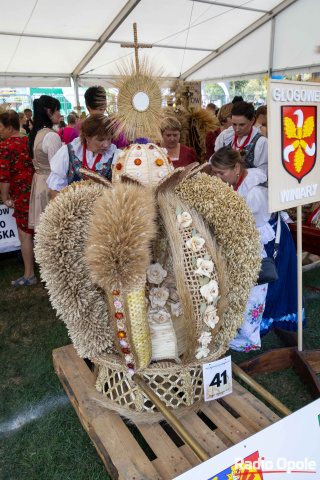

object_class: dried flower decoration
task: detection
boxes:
[170,302,183,317]
[149,287,169,308]
[133,137,152,144]
[151,310,171,324]
[198,331,212,347]
[186,236,205,252]
[147,263,167,284]
[195,346,210,359]
[195,258,214,278]
[177,211,192,229]
[200,280,219,304]
[203,305,219,329]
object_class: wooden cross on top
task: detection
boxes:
[180,84,194,109]
[74,103,86,119]
[121,23,152,72]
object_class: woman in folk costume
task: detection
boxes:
[205,102,233,161]
[261,216,305,336]
[215,101,268,175]
[28,95,62,230]
[254,105,267,138]
[0,110,36,286]
[211,146,271,351]
[159,116,197,169]
[47,114,121,198]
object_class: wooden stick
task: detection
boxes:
[232,362,292,417]
[132,373,210,462]
[297,205,303,352]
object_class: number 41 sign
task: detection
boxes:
[202,356,232,402]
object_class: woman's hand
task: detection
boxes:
[4,198,14,208]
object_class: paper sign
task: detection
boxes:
[202,355,232,402]
[0,204,21,253]
[174,398,320,479]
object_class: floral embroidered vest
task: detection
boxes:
[228,132,262,168]
[67,144,113,184]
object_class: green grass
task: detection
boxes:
[0,252,109,480]
[1,251,320,479]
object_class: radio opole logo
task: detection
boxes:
[207,451,317,479]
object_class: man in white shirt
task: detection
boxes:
[214,101,268,175]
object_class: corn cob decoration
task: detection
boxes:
[127,286,152,367]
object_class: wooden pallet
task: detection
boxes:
[53,344,280,480]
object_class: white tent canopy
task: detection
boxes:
[0,0,319,88]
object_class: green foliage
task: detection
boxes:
[205,78,267,104]
[204,83,224,98]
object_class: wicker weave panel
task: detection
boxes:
[96,363,203,413]
[94,343,226,421]
[179,225,219,332]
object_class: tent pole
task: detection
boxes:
[73,75,80,110]
[268,17,276,78]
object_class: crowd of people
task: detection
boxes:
[0,87,302,352]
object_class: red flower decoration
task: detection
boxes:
[115,312,124,320]
[113,290,120,296]
[122,348,130,354]
[156,158,163,166]
[117,331,126,338]
[116,163,122,170]
[134,158,141,166]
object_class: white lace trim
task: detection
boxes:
[42,132,62,161]
[257,222,276,246]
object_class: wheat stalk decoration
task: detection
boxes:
[111,58,165,141]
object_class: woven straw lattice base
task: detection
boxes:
[94,346,226,422]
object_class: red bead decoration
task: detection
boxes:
[167,156,172,164]
[122,348,130,354]
[115,312,124,320]
[117,331,126,338]
[149,145,154,149]
[116,163,122,170]
[134,158,141,166]
[113,290,120,296]
[136,146,141,150]
[127,363,134,369]
[156,158,164,166]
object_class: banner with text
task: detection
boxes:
[267,79,320,212]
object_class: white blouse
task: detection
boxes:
[214,125,268,175]
[47,137,121,191]
[42,131,62,161]
[237,168,275,250]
